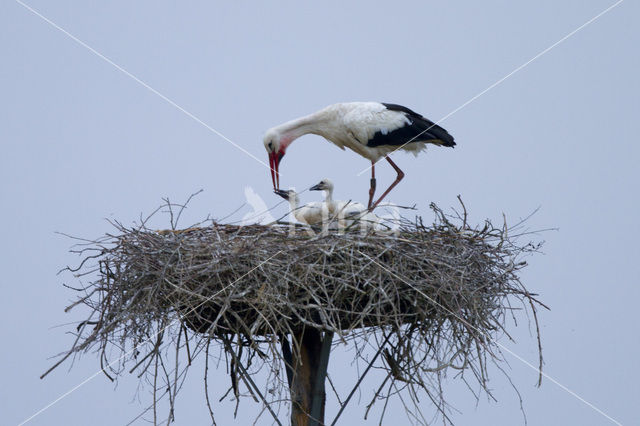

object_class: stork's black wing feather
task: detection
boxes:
[366,103,456,148]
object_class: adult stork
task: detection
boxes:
[264,102,455,209]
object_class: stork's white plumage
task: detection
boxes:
[310,178,382,230]
[309,178,366,218]
[273,188,328,226]
[264,102,456,209]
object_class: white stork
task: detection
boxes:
[273,188,328,226]
[264,102,455,209]
[309,178,367,217]
[310,178,382,229]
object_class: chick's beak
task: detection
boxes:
[309,183,323,191]
[273,189,289,200]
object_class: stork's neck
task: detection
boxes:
[276,108,334,147]
[324,188,334,204]
[322,187,339,216]
[288,195,299,211]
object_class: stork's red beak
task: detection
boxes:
[269,151,284,190]
[269,152,276,189]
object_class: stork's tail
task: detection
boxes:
[426,122,456,147]
[382,103,456,147]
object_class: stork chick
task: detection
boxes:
[309,178,366,218]
[310,178,381,229]
[274,189,328,226]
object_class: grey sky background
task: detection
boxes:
[1,1,638,425]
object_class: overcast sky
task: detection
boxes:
[1,1,638,425]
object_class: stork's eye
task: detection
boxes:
[268,141,273,150]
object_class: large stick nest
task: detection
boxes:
[50,199,546,424]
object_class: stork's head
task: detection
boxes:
[309,178,334,192]
[263,129,287,190]
[273,188,299,206]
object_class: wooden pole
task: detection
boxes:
[284,329,333,426]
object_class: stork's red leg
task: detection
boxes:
[370,156,404,210]
[368,161,377,209]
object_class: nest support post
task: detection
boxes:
[282,329,334,426]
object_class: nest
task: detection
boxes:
[49,199,546,425]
